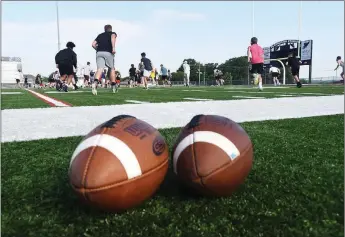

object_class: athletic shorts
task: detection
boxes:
[272,72,279,78]
[58,64,74,76]
[84,75,90,81]
[251,63,264,75]
[291,67,300,76]
[143,70,151,78]
[96,51,115,70]
[16,79,20,83]
[215,75,221,80]
[162,75,168,80]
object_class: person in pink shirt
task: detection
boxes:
[247,37,264,91]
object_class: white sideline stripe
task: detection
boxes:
[1,92,22,95]
[70,134,142,179]
[299,93,327,95]
[183,98,213,101]
[1,95,344,143]
[173,131,240,174]
[182,90,206,92]
[277,95,296,97]
[125,100,150,104]
[45,91,87,94]
[25,89,70,107]
[232,96,264,99]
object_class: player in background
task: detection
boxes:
[214,65,223,86]
[141,52,154,90]
[247,37,264,91]
[183,61,190,87]
[55,41,78,92]
[129,64,136,88]
[155,68,159,85]
[269,65,281,86]
[160,64,168,87]
[101,69,107,88]
[92,24,117,95]
[334,56,344,82]
[286,52,302,88]
[82,62,91,87]
[89,70,95,87]
[168,69,172,87]
[115,71,121,92]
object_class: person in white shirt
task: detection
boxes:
[269,65,281,86]
[82,62,91,87]
[183,61,190,87]
[214,66,223,86]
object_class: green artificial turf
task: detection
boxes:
[1,89,49,110]
[2,115,344,237]
[1,85,343,109]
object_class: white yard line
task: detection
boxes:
[1,92,22,95]
[183,98,214,101]
[1,95,343,143]
[182,90,207,92]
[45,91,87,94]
[276,94,296,97]
[25,89,71,107]
[232,96,265,99]
[125,100,150,104]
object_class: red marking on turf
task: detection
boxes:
[26,89,72,107]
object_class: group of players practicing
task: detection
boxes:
[53,24,344,94]
[54,24,175,94]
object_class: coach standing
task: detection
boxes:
[183,61,190,87]
[92,24,117,95]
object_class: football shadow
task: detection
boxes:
[154,164,204,200]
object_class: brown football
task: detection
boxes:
[172,114,253,197]
[69,115,169,212]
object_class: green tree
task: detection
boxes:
[218,56,249,85]
[171,71,184,81]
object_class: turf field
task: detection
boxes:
[1,85,343,109]
[1,84,344,237]
[2,115,344,237]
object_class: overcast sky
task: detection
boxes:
[2,1,344,78]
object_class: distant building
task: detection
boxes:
[1,56,23,84]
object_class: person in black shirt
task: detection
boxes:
[92,24,117,95]
[129,64,136,88]
[55,42,78,92]
[140,52,153,90]
[286,52,302,88]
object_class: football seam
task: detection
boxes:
[197,142,253,180]
[191,128,207,188]
[71,158,169,193]
[81,127,108,200]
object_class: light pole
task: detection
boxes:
[297,1,302,58]
[56,1,61,51]
[252,1,255,37]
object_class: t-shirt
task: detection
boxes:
[248,44,264,64]
[95,31,117,53]
[141,57,153,71]
[129,67,136,77]
[183,63,190,74]
[55,48,77,67]
[214,69,222,76]
[160,66,168,76]
[82,65,91,76]
[269,67,280,73]
[288,57,300,69]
